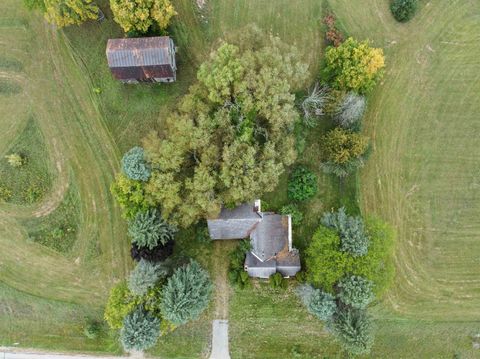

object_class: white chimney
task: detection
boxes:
[254,199,261,213]
[287,215,292,252]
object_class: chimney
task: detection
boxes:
[254,199,261,213]
[287,215,292,252]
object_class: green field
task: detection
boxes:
[1,0,479,358]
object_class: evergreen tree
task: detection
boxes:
[128,259,168,296]
[120,306,160,351]
[337,275,374,309]
[331,307,374,356]
[128,209,176,250]
[122,147,151,182]
[160,260,213,325]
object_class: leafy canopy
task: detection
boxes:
[122,146,151,182]
[322,207,369,257]
[287,166,318,202]
[44,0,98,27]
[120,306,161,351]
[110,0,176,34]
[111,174,153,219]
[337,275,374,309]
[128,208,176,249]
[391,0,417,22]
[143,28,308,227]
[325,37,385,94]
[322,128,369,165]
[161,260,213,325]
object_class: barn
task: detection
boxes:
[106,36,176,84]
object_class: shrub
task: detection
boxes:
[128,259,167,297]
[322,207,369,257]
[331,308,374,356]
[161,260,213,325]
[228,240,252,289]
[131,240,174,262]
[5,153,25,167]
[0,185,12,202]
[297,284,337,321]
[83,319,101,339]
[128,209,176,250]
[335,92,366,130]
[288,166,318,202]
[301,84,329,127]
[122,147,151,182]
[306,220,395,296]
[321,128,369,177]
[120,306,161,351]
[110,0,176,34]
[269,272,288,289]
[325,37,385,94]
[23,0,46,12]
[111,174,152,219]
[390,0,417,22]
[280,204,304,226]
[104,282,138,329]
[323,13,344,47]
[337,275,374,309]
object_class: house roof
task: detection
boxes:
[250,214,289,261]
[106,36,174,68]
[207,203,262,240]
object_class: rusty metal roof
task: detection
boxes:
[106,36,173,68]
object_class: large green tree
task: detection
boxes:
[143,28,308,227]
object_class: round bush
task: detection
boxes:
[83,319,101,339]
[128,259,168,297]
[161,260,213,325]
[104,282,138,330]
[280,204,304,225]
[131,240,174,262]
[120,307,160,351]
[297,284,336,321]
[287,166,318,201]
[390,0,417,22]
[337,275,374,309]
[121,146,151,182]
[335,92,366,130]
[128,209,176,250]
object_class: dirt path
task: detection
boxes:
[211,241,235,319]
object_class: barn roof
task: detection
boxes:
[106,36,174,68]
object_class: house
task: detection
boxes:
[106,36,176,84]
[207,200,301,278]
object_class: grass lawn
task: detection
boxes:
[1,0,479,357]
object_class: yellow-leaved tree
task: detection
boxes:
[44,0,99,27]
[110,0,176,34]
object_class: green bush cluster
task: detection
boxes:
[337,275,374,309]
[280,204,304,226]
[390,0,417,22]
[287,166,318,201]
[269,272,287,289]
[228,240,251,289]
[83,319,102,339]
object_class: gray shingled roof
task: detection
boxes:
[207,203,261,240]
[106,37,173,68]
[250,214,288,261]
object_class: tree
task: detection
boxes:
[297,284,337,321]
[143,28,308,227]
[320,128,369,177]
[322,207,369,257]
[337,275,374,309]
[111,174,152,219]
[128,209,176,250]
[128,259,168,296]
[110,0,176,34]
[390,0,417,22]
[331,307,374,356]
[44,0,99,27]
[161,260,213,325]
[287,166,318,202]
[122,147,151,182]
[131,240,174,262]
[325,37,385,94]
[120,306,161,351]
[104,282,138,329]
[301,83,329,127]
[335,92,366,130]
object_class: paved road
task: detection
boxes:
[209,320,230,359]
[0,348,127,359]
